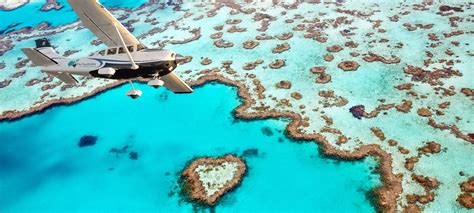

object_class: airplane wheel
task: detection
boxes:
[126,89,142,99]
[148,79,164,89]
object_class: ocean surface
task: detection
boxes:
[0,83,380,212]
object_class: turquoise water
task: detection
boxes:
[0,0,149,33]
[0,83,380,212]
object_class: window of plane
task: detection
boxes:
[98,50,106,56]
[136,45,145,51]
[118,47,126,54]
[107,48,117,55]
[128,46,134,52]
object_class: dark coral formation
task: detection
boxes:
[291,92,302,100]
[315,73,331,84]
[457,193,474,209]
[371,127,386,141]
[210,32,223,39]
[405,173,440,208]
[227,25,246,33]
[78,135,98,148]
[428,118,474,144]
[417,141,441,155]
[349,105,365,119]
[457,177,474,209]
[338,61,360,71]
[269,59,285,69]
[40,0,63,11]
[460,88,473,97]
[10,71,26,78]
[200,57,212,65]
[129,151,139,160]
[412,174,440,190]
[439,5,463,12]
[363,53,400,64]
[275,80,291,89]
[261,127,274,136]
[214,39,234,48]
[395,100,413,113]
[318,90,348,108]
[417,107,432,117]
[323,54,334,62]
[327,45,343,52]
[276,32,293,40]
[405,157,419,171]
[403,65,462,86]
[272,43,290,54]
[242,59,263,71]
[310,66,326,74]
[109,145,129,156]
[243,40,259,49]
[242,148,259,157]
[0,79,12,89]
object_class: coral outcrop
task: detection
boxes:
[181,155,246,206]
[337,61,360,71]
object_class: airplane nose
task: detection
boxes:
[175,54,186,64]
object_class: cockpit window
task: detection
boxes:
[107,48,117,55]
[118,47,126,54]
[127,46,134,52]
[136,44,145,51]
[98,50,106,56]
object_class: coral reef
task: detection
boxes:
[214,39,234,48]
[181,155,246,206]
[1,1,473,211]
[457,177,474,209]
[78,135,98,148]
[349,105,365,119]
[269,59,285,69]
[243,40,259,49]
[272,43,290,54]
[275,80,291,89]
[337,61,360,71]
[315,73,331,84]
[40,0,63,11]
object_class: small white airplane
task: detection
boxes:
[22,0,193,99]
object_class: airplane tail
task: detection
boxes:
[21,38,62,66]
[21,38,78,84]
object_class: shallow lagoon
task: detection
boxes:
[0,83,380,212]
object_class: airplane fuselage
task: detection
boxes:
[42,48,178,80]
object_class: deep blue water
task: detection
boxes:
[0,0,149,33]
[0,83,380,212]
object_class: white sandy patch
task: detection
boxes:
[195,162,239,197]
[0,0,29,10]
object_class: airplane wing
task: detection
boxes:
[161,72,193,94]
[67,0,140,48]
[48,72,79,85]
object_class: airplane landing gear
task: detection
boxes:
[148,78,164,89]
[126,80,142,99]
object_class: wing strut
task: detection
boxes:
[113,23,139,70]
